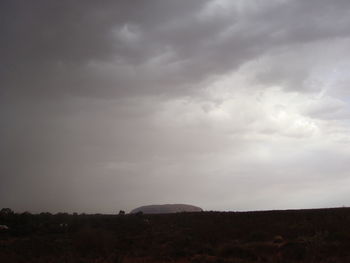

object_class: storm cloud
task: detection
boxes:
[1,0,350,213]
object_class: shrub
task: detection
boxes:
[73,226,115,256]
[217,243,257,260]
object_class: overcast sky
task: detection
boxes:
[2,0,350,213]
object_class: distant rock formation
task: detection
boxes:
[130,204,203,214]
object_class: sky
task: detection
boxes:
[1,0,350,213]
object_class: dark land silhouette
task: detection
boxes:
[1,207,350,262]
[130,204,203,214]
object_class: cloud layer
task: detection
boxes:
[1,0,350,213]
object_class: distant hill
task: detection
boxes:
[130,204,203,214]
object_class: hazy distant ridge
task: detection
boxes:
[130,204,203,214]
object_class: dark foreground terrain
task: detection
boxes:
[1,207,350,262]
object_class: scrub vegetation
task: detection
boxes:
[1,207,350,262]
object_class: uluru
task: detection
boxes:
[130,204,203,214]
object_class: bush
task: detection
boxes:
[73,226,115,256]
[217,243,257,260]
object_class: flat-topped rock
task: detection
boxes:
[130,204,203,214]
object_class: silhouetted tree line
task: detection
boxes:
[1,207,350,262]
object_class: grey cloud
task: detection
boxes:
[0,0,209,99]
[2,0,350,213]
[3,0,350,100]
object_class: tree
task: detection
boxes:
[0,208,14,215]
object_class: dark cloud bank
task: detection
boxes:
[2,0,350,213]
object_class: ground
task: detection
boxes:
[1,208,350,262]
